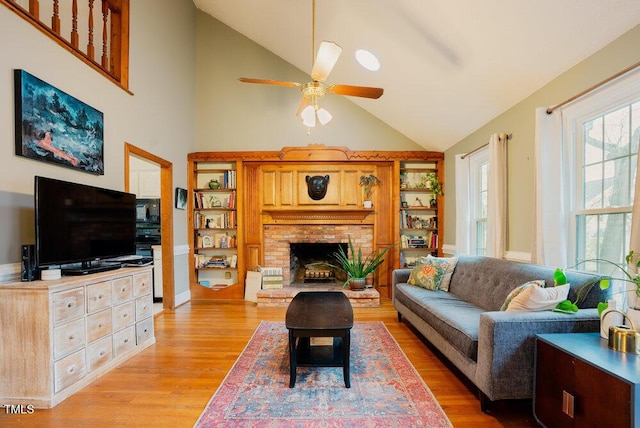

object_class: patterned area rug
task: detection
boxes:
[194,321,451,427]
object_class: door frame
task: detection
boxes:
[124,143,175,310]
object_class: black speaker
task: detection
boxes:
[21,244,39,282]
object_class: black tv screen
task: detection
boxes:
[35,176,136,268]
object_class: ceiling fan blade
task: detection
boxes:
[310,41,342,82]
[329,84,384,99]
[296,97,311,116]
[238,77,302,88]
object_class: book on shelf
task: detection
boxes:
[222,170,236,189]
[194,254,231,269]
[400,232,438,249]
[194,212,236,229]
[400,211,437,229]
[193,191,237,209]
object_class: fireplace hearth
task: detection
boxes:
[290,243,347,284]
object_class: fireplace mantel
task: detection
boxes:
[262,208,375,224]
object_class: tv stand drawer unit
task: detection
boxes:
[0,267,155,408]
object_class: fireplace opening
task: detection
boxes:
[289,243,348,284]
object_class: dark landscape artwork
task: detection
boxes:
[14,69,104,174]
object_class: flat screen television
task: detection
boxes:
[35,176,137,275]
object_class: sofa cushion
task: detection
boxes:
[500,280,546,311]
[506,283,570,312]
[425,255,459,292]
[408,260,446,290]
[394,283,481,361]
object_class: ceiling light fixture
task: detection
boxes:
[355,49,380,71]
[300,82,332,128]
[301,103,332,127]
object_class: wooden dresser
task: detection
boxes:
[535,332,640,427]
[0,267,155,408]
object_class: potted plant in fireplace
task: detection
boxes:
[329,236,389,290]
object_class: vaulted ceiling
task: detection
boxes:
[193,0,640,151]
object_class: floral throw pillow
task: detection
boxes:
[408,259,447,291]
[425,255,458,292]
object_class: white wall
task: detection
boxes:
[0,0,197,298]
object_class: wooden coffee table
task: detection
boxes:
[285,291,354,388]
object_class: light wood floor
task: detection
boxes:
[0,298,539,427]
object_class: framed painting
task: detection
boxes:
[175,187,188,209]
[14,69,104,174]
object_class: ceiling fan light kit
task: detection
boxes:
[237,0,383,129]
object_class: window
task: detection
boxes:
[470,149,489,255]
[573,99,639,273]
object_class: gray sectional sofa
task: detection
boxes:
[392,255,607,411]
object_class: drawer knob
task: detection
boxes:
[67,302,74,308]
[124,339,129,343]
[69,335,74,340]
[100,351,105,356]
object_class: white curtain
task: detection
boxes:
[629,153,640,277]
[485,134,507,258]
[532,107,570,267]
[455,154,471,254]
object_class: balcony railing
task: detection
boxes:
[1,0,130,92]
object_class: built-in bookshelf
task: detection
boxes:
[398,162,441,268]
[191,162,239,290]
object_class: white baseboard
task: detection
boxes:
[441,244,456,256]
[173,245,190,256]
[439,245,532,263]
[175,289,191,307]
[504,251,532,263]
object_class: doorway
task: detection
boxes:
[124,143,175,310]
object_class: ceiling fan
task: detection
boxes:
[238,0,384,128]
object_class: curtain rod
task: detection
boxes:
[546,58,640,115]
[460,133,511,160]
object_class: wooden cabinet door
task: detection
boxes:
[535,339,576,427]
[574,358,631,427]
[536,338,633,428]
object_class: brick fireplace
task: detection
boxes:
[258,223,380,307]
[263,224,374,286]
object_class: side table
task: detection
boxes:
[534,332,640,427]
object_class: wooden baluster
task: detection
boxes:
[87,0,95,60]
[51,0,60,34]
[71,0,78,48]
[101,0,109,69]
[29,0,39,20]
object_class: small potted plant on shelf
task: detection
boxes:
[360,174,380,208]
[422,172,443,196]
[329,236,389,291]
